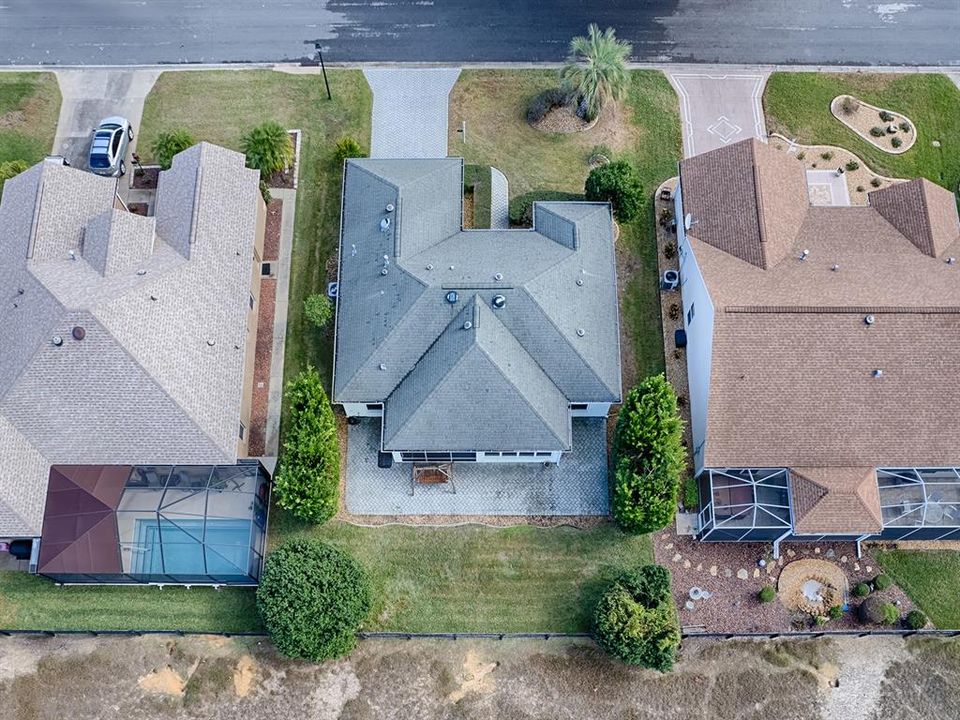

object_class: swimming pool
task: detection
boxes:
[132,518,252,577]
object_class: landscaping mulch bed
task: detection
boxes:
[263,198,282,262]
[132,166,159,190]
[246,277,276,458]
[127,202,149,216]
[531,104,597,134]
[264,131,298,189]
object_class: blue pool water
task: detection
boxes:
[132,518,252,577]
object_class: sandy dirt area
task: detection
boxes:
[1,633,958,720]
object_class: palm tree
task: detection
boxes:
[560,24,632,121]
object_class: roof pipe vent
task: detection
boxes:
[445,290,458,304]
[386,203,395,213]
[577,328,586,337]
[831,264,840,272]
[52,335,63,347]
[799,249,810,261]
[864,315,876,326]
[494,272,503,281]
[873,369,884,378]
[463,321,473,330]
[72,326,86,341]
[948,257,957,265]
[492,295,506,309]
[379,217,391,232]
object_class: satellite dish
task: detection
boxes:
[684,213,693,230]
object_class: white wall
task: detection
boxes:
[342,402,382,417]
[391,451,561,464]
[570,402,611,417]
[675,189,715,475]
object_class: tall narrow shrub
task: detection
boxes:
[241,121,294,176]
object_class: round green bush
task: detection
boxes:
[879,109,895,122]
[853,582,871,597]
[869,126,886,138]
[758,585,776,603]
[858,595,899,625]
[594,565,680,671]
[881,603,900,625]
[242,121,294,176]
[612,375,685,534]
[584,159,644,223]
[845,160,860,171]
[304,293,334,328]
[905,610,927,630]
[873,573,893,591]
[257,540,371,661]
[150,129,196,170]
[828,604,844,620]
[891,136,903,149]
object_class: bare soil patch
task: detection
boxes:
[0,109,26,128]
[132,166,160,190]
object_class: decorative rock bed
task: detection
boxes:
[830,95,916,155]
[777,559,849,616]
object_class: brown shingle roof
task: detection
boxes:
[679,138,808,268]
[789,467,883,535]
[869,178,960,258]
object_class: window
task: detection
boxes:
[535,452,552,457]
[249,293,255,310]
[238,422,246,440]
[519,452,535,457]
[365,403,380,411]
[261,262,272,276]
[571,403,588,410]
[687,303,696,325]
[110,129,122,155]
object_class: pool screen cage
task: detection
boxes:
[38,461,270,585]
[877,467,960,541]
[697,468,792,541]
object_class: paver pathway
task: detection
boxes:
[52,69,159,202]
[363,68,460,158]
[667,73,768,157]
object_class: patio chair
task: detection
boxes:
[410,463,456,496]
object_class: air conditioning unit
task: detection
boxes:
[661,269,680,291]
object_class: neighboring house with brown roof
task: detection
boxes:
[675,138,960,548]
[0,144,268,568]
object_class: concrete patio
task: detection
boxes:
[345,418,610,516]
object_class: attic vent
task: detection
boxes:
[136,269,147,276]
[386,203,395,212]
[831,264,840,272]
[52,335,63,347]
[379,217,391,232]
[864,315,876,326]
[379,363,387,371]
[492,295,506,309]
[494,272,503,281]
[463,321,473,330]
[445,291,459,304]
[71,326,86,341]
[206,339,216,347]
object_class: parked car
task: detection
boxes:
[89,116,133,177]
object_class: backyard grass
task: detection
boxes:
[763,73,960,196]
[875,549,960,628]
[0,72,61,165]
[0,571,260,632]
[272,517,654,633]
[138,69,372,389]
[448,69,681,379]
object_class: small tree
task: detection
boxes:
[242,121,294,176]
[304,293,334,328]
[594,565,680,671]
[273,367,340,523]
[560,24,632,121]
[334,136,367,165]
[585,160,643,223]
[150,129,196,170]
[257,540,371,661]
[612,374,685,534]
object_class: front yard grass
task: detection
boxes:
[273,517,653,633]
[0,72,61,165]
[448,69,681,379]
[875,549,960,628]
[138,69,372,388]
[763,73,960,196]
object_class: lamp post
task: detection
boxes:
[317,44,332,101]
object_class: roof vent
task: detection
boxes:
[576,278,584,286]
[494,272,503,281]
[68,250,77,261]
[52,335,63,347]
[136,269,147,276]
[463,321,473,330]
[445,290,459,304]
[492,294,506,309]
[206,339,216,347]
[379,363,387,371]
[873,369,884,378]
[379,217,391,232]
[799,249,810,261]
[948,257,957,265]
[831,264,840,272]
[150,294,158,301]
[386,203,395,212]
[380,268,388,276]
[576,328,585,337]
[864,314,876,326]
[71,326,86,341]
[426,264,434,270]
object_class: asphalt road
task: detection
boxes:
[1,0,959,66]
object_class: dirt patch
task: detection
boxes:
[0,109,26,128]
[263,198,282,262]
[138,664,188,696]
[447,649,498,703]
[233,654,256,697]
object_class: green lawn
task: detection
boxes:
[0,72,61,164]
[875,549,960,629]
[0,571,260,632]
[448,69,681,380]
[763,73,960,195]
[273,517,653,633]
[138,69,372,388]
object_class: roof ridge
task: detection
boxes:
[0,497,39,538]
[749,140,772,269]
[38,502,114,569]
[724,305,960,314]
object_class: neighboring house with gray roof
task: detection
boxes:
[333,158,622,464]
[0,144,266,542]
[674,138,960,548]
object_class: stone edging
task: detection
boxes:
[829,95,916,155]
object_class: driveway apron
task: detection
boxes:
[668,73,769,157]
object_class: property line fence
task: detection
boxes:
[0,628,958,641]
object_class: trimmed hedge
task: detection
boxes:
[273,367,340,523]
[584,159,644,223]
[612,374,686,534]
[594,565,679,671]
[257,540,371,661]
[873,573,893,591]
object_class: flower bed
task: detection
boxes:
[830,95,916,155]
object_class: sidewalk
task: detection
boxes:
[363,68,460,158]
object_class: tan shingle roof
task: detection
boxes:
[869,178,960,258]
[789,467,883,535]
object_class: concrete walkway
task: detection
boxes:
[52,69,159,202]
[667,73,768,157]
[264,188,297,458]
[363,68,460,158]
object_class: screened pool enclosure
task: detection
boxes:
[877,468,960,541]
[697,468,792,542]
[38,462,270,585]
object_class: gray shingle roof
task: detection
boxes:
[0,143,261,537]
[334,158,622,452]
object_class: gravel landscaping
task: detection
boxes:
[830,94,916,154]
